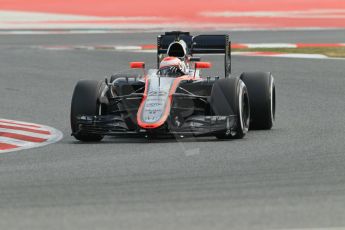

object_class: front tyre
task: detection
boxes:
[240,72,275,130]
[210,78,250,139]
[70,80,105,142]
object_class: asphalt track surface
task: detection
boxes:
[1,30,345,229]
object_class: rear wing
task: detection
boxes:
[157,31,231,77]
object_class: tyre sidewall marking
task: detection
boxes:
[238,80,248,134]
[270,75,275,126]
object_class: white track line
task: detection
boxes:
[245,43,298,48]
[232,52,332,59]
[0,10,163,22]
[114,46,142,50]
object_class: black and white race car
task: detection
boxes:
[70,31,276,141]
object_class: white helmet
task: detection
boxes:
[159,57,187,76]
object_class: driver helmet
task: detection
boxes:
[158,57,187,76]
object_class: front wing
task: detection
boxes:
[73,114,238,137]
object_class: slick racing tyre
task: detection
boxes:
[240,72,275,130]
[70,80,106,142]
[210,78,250,139]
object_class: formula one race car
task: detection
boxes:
[70,31,275,141]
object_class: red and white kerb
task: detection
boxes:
[0,118,63,153]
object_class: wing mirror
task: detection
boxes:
[194,62,212,69]
[130,62,145,69]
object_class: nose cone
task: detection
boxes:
[137,77,175,129]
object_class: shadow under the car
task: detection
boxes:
[69,136,239,144]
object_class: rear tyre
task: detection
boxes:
[210,78,250,139]
[70,80,105,142]
[240,72,275,130]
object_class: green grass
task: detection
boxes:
[233,47,345,58]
